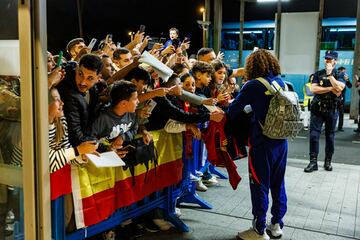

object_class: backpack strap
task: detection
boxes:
[256,77,277,95]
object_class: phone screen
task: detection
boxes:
[88,38,97,51]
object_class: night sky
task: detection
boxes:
[0,0,357,56]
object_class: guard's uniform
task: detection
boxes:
[309,69,341,164]
[227,75,287,235]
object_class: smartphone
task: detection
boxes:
[145,99,157,113]
[159,37,166,45]
[172,38,179,49]
[121,144,136,152]
[88,38,97,51]
[56,51,63,68]
[139,24,146,33]
[105,34,113,43]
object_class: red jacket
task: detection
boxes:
[201,117,241,190]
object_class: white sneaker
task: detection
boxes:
[190,173,200,182]
[196,180,208,191]
[266,223,283,238]
[195,170,203,177]
[237,228,270,240]
[152,219,172,231]
[202,176,218,186]
[175,207,181,217]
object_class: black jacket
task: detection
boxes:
[145,96,210,131]
[57,62,97,147]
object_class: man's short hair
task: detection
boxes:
[191,61,214,75]
[161,74,179,88]
[113,48,130,60]
[197,48,214,59]
[338,66,346,71]
[124,67,151,85]
[79,54,104,74]
[110,80,137,106]
[66,38,85,53]
[169,27,179,35]
[172,63,188,75]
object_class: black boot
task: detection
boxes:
[324,156,333,171]
[304,155,318,173]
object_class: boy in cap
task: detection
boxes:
[304,50,345,172]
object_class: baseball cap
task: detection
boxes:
[324,50,338,60]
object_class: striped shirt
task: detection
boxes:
[49,116,84,173]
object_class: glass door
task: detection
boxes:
[0,0,49,239]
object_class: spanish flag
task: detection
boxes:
[71,130,183,228]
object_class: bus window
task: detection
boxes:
[222,29,273,50]
[321,27,355,50]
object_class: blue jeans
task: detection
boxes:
[309,110,338,157]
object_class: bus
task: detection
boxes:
[221,17,357,104]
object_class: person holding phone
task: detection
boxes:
[164,27,180,48]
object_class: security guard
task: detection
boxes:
[304,50,345,172]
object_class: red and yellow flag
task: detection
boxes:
[71,130,183,228]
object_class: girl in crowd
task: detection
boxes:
[210,60,231,108]
[48,87,98,230]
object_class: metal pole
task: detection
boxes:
[275,0,281,60]
[315,0,324,71]
[239,0,245,67]
[205,0,210,47]
[350,0,360,119]
[214,0,223,53]
[202,11,206,48]
[76,0,83,37]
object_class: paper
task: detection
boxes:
[139,51,173,82]
[85,151,125,168]
[203,104,218,113]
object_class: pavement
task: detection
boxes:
[138,115,360,240]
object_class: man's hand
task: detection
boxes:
[331,87,342,97]
[77,140,99,156]
[325,62,334,75]
[216,51,224,61]
[115,149,128,158]
[154,88,169,97]
[48,67,65,89]
[168,85,182,96]
[202,98,217,106]
[111,136,124,150]
[209,111,224,122]
[133,31,145,45]
[152,43,163,51]
[217,92,230,102]
[161,45,175,56]
[136,105,151,119]
[186,124,201,140]
[180,41,190,51]
[142,130,153,145]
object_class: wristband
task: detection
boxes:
[74,147,80,157]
